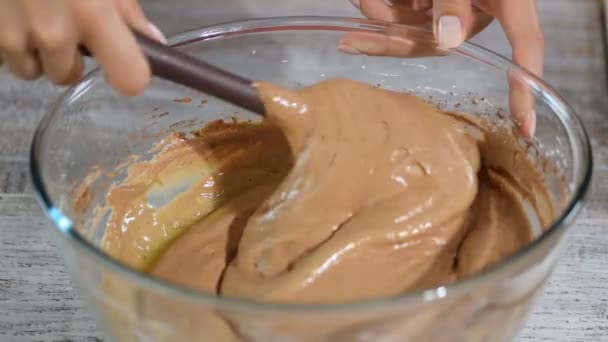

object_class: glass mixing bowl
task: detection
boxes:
[30,17,592,341]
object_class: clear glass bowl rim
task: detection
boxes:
[29,16,593,314]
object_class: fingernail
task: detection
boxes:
[348,0,360,9]
[337,43,362,55]
[147,22,167,44]
[437,15,463,49]
[384,0,394,6]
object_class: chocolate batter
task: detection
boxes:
[102,78,554,304]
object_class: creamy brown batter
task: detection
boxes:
[102,78,553,305]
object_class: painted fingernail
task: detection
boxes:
[337,43,362,55]
[348,0,361,9]
[437,15,463,49]
[147,22,167,44]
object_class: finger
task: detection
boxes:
[493,0,543,77]
[493,0,543,138]
[411,0,433,11]
[508,70,536,139]
[359,0,433,25]
[338,29,445,57]
[337,8,489,57]
[0,1,41,79]
[359,0,396,21]
[114,0,166,43]
[23,0,83,85]
[354,0,433,12]
[75,1,151,96]
[38,48,83,85]
[363,0,435,14]
[433,0,473,49]
[392,0,434,24]
[0,0,26,54]
[465,7,494,39]
[1,51,42,80]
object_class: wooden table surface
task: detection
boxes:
[1,0,607,341]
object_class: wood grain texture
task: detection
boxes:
[0,0,606,341]
[0,197,100,342]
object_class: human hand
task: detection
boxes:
[0,0,165,95]
[342,0,544,138]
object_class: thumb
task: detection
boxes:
[433,0,472,49]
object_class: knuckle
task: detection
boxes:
[31,22,71,50]
[73,0,105,21]
[0,31,27,53]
